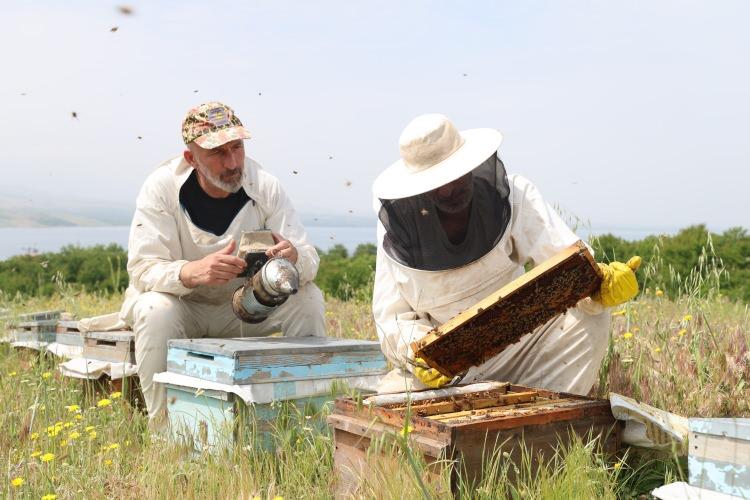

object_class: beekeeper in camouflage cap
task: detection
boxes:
[181,101,252,149]
[119,101,326,431]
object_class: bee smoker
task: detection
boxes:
[231,253,300,324]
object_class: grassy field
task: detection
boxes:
[1,291,747,499]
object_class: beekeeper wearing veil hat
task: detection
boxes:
[372,113,641,394]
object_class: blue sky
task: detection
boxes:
[2,1,748,232]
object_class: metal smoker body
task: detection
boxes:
[232,257,300,323]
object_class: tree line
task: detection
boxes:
[0,225,746,302]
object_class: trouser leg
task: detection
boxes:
[464,306,611,395]
[132,291,199,428]
[236,282,327,338]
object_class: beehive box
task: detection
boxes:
[412,241,602,377]
[55,320,84,348]
[166,382,335,451]
[162,336,388,451]
[83,331,136,364]
[9,311,62,349]
[166,337,388,386]
[328,382,622,495]
[688,418,750,498]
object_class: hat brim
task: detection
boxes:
[372,128,503,200]
[194,126,252,149]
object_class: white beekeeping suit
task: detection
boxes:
[119,155,326,425]
[372,114,610,395]
[120,155,321,320]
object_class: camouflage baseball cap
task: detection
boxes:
[181,102,251,148]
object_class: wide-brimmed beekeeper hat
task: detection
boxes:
[373,113,503,200]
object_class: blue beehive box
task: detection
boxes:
[161,336,388,451]
[688,418,750,498]
[10,311,61,349]
[166,337,388,387]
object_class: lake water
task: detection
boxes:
[0,224,682,260]
[0,226,377,260]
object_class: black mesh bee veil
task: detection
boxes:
[378,153,511,271]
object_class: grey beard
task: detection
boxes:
[195,162,245,193]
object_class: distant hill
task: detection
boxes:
[0,188,134,227]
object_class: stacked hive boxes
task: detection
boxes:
[154,336,388,451]
[8,310,60,350]
[48,316,84,359]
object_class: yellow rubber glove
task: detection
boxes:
[413,357,452,389]
[594,256,642,307]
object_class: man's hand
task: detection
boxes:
[266,233,298,264]
[179,240,247,288]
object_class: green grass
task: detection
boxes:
[1,292,747,499]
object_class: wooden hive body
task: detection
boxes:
[166,337,388,386]
[412,241,602,377]
[55,320,84,347]
[83,330,135,364]
[19,310,62,322]
[11,319,58,346]
[328,383,621,495]
[688,418,750,498]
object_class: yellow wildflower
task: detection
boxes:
[8,371,17,377]
[40,452,55,462]
[31,432,39,440]
[622,332,634,340]
[85,425,95,432]
[400,425,413,438]
[655,289,664,297]
[88,431,97,440]
[59,440,68,448]
[74,414,83,421]
[110,391,122,399]
[42,372,52,379]
[41,494,57,500]
[683,314,693,322]
[613,461,622,470]
[47,428,60,437]
[654,347,662,353]
[104,459,113,466]
[63,422,73,428]
[30,451,41,458]
[69,431,81,440]
[678,328,687,337]
[97,398,111,408]
[11,477,24,487]
[107,443,120,451]
[272,497,284,500]
[65,404,80,413]
[124,440,131,446]
[611,310,626,317]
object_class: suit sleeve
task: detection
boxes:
[126,180,193,296]
[372,236,436,372]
